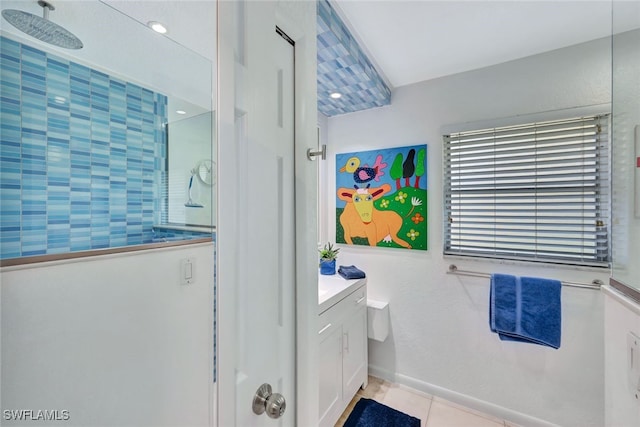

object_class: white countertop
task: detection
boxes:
[318,272,366,314]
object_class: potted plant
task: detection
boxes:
[319,242,340,275]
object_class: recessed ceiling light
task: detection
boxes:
[330,92,342,99]
[148,21,168,34]
[176,110,187,115]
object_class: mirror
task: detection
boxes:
[197,159,216,186]
[611,1,640,291]
[0,0,215,260]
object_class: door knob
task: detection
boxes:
[252,383,286,419]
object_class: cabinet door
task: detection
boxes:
[318,322,343,427]
[342,305,367,398]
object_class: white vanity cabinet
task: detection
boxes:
[318,276,368,427]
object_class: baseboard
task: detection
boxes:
[367,364,560,427]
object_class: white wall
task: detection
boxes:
[322,37,612,427]
[1,244,214,426]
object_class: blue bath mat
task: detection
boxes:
[344,398,421,427]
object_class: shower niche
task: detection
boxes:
[164,110,216,230]
[0,0,215,261]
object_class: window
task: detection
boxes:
[443,115,610,267]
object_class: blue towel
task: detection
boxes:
[338,265,366,280]
[490,273,562,349]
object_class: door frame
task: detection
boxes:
[216,1,318,426]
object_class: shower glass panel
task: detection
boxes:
[0,0,215,263]
[611,0,640,292]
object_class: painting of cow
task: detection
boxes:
[336,144,428,251]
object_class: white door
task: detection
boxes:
[236,28,295,427]
[217,1,301,425]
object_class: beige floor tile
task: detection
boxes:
[381,385,432,427]
[337,376,393,426]
[338,378,509,427]
[432,397,504,424]
[396,383,434,400]
[356,375,391,400]
[425,400,504,427]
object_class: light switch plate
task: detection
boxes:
[181,258,195,285]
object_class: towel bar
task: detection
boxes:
[446,264,604,290]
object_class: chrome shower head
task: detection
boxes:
[2,1,83,50]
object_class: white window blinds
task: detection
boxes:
[443,115,610,267]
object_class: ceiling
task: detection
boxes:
[317,0,392,116]
[333,0,640,89]
[3,1,638,118]
[102,0,216,63]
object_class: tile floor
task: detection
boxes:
[336,376,519,427]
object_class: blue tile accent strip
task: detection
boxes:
[317,0,391,116]
[0,36,168,260]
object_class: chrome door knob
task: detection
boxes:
[265,392,286,419]
[252,383,286,419]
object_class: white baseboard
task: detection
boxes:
[367,364,560,427]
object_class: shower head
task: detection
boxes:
[2,1,83,50]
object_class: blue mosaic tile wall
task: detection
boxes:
[317,0,392,116]
[0,36,168,260]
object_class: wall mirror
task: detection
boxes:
[611,1,640,293]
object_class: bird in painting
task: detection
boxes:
[339,155,387,184]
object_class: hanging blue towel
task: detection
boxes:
[338,265,366,280]
[490,273,562,349]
